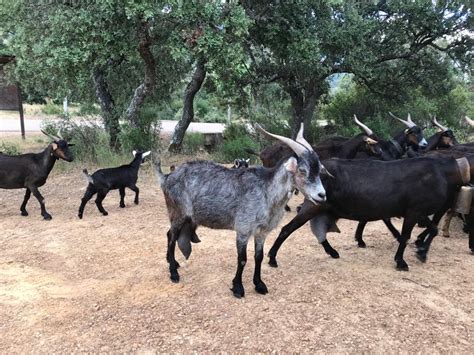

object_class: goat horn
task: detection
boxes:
[364,137,378,145]
[256,124,308,157]
[465,116,474,128]
[295,123,314,152]
[57,129,63,140]
[389,112,415,128]
[432,116,448,132]
[407,113,416,126]
[41,129,60,141]
[354,115,373,136]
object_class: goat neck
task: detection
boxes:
[266,157,294,210]
[129,154,143,169]
[40,144,59,174]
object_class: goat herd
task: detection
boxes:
[1,114,474,299]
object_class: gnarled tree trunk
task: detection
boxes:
[286,79,322,140]
[168,59,207,152]
[125,21,157,128]
[93,66,120,150]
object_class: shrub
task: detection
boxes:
[41,102,63,116]
[182,132,205,154]
[213,123,260,163]
[0,141,20,155]
[77,102,100,116]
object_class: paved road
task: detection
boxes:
[0,118,225,134]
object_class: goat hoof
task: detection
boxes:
[119,204,125,208]
[268,256,278,268]
[43,214,52,220]
[396,260,409,271]
[21,210,28,216]
[416,250,427,263]
[254,281,268,295]
[231,283,245,298]
[357,241,366,248]
[102,211,108,216]
[329,250,340,259]
[134,200,139,205]
[170,272,180,283]
[78,214,83,219]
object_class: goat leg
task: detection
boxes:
[253,235,268,295]
[30,186,51,220]
[268,200,323,267]
[20,188,31,216]
[416,210,446,262]
[119,187,126,208]
[394,215,418,271]
[231,233,248,298]
[354,221,368,248]
[129,184,139,205]
[95,190,109,216]
[78,185,96,219]
[168,225,182,283]
[441,210,455,238]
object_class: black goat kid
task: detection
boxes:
[0,130,74,220]
[78,150,150,218]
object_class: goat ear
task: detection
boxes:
[245,159,250,163]
[142,151,151,158]
[284,157,298,173]
[51,143,58,150]
[132,150,137,157]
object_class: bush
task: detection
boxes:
[182,132,205,154]
[0,141,20,155]
[119,106,161,153]
[41,117,127,167]
[213,123,260,163]
[77,102,100,116]
[42,102,63,116]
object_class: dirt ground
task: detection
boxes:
[1,163,474,353]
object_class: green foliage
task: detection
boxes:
[213,123,259,163]
[0,141,20,155]
[119,105,161,152]
[41,102,63,116]
[182,132,206,154]
[77,103,100,117]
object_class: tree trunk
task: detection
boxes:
[92,66,120,150]
[287,80,319,140]
[168,59,207,152]
[125,21,156,128]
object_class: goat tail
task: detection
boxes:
[154,158,166,186]
[82,169,94,184]
[244,147,260,157]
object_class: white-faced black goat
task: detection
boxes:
[78,150,150,219]
[155,124,327,298]
[0,130,74,220]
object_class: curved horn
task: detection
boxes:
[363,137,378,145]
[41,129,60,141]
[407,113,416,126]
[256,124,308,157]
[432,116,448,132]
[57,128,63,140]
[389,112,415,128]
[354,115,373,136]
[465,116,474,128]
[295,123,314,151]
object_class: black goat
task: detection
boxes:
[78,150,150,218]
[233,158,250,169]
[268,156,471,270]
[0,130,74,220]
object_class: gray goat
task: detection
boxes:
[155,124,327,298]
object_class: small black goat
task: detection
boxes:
[0,130,74,220]
[232,158,250,169]
[78,150,150,218]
